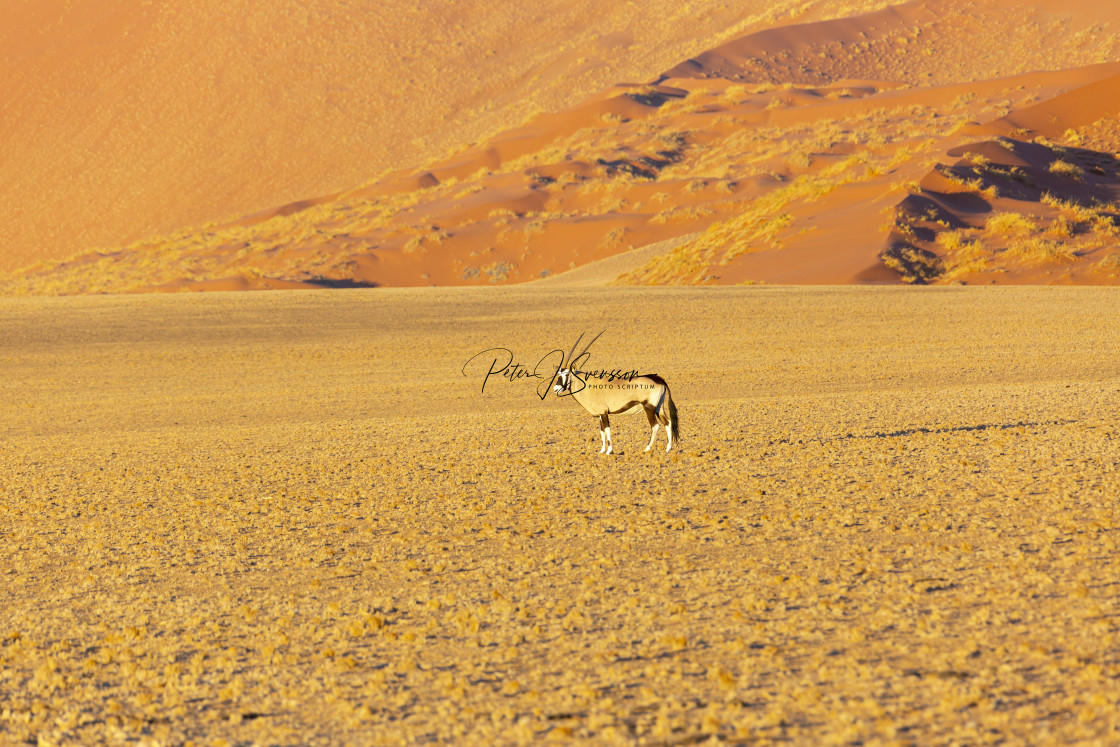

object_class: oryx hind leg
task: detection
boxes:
[644,406,660,452]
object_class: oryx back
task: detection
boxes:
[570,374,664,416]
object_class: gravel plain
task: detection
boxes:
[2,286,1120,744]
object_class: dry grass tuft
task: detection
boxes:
[985,212,1038,236]
[1048,159,1085,179]
[1006,237,1077,262]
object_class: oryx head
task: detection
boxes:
[553,330,605,395]
[553,368,573,394]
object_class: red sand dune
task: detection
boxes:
[660,3,935,84]
[5,0,1120,292]
[974,73,1120,139]
[2,0,876,274]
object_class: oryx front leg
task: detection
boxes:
[598,413,613,455]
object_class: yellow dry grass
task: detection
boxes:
[3,287,1120,744]
[924,194,1120,283]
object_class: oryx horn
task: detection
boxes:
[567,332,585,366]
[573,329,605,364]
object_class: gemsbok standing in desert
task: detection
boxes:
[552,331,679,454]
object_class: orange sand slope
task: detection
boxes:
[0,0,891,274]
[5,0,1120,293]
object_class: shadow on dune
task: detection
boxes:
[881,135,1120,284]
[304,277,379,289]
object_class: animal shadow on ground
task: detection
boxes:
[767,419,1076,446]
[846,419,1076,442]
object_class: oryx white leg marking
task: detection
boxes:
[645,423,659,451]
[605,426,612,455]
[666,417,674,452]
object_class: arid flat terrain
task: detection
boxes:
[3,287,1119,744]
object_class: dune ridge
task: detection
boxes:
[5,0,1120,293]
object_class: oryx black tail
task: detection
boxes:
[667,394,680,442]
[648,374,680,444]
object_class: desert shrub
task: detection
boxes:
[1048,159,1084,179]
[786,151,813,169]
[1091,214,1120,237]
[1045,216,1074,238]
[1006,237,1076,262]
[1041,192,1069,209]
[985,212,1038,235]
[651,205,714,225]
[942,241,992,280]
[721,84,750,100]
[600,227,629,247]
[1098,252,1120,273]
[880,243,943,284]
[484,261,516,282]
[937,230,970,251]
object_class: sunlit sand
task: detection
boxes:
[2,287,1119,743]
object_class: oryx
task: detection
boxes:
[552,331,680,454]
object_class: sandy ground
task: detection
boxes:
[2,287,1120,744]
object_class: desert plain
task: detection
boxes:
[2,286,1120,744]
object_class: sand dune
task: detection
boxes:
[659,2,934,84]
[4,0,1120,292]
[976,72,1120,139]
[0,0,896,274]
